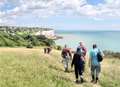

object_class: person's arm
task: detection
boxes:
[98,49,105,58]
[88,57,91,68]
[68,50,72,60]
[100,49,104,57]
[82,46,87,56]
[61,50,64,57]
[71,54,75,68]
[88,51,92,68]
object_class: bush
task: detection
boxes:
[26,43,33,48]
[43,39,55,46]
[54,45,62,50]
[37,35,47,40]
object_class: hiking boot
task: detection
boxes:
[91,79,94,83]
[75,80,79,84]
[94,80,98,84]
[94,77,99,84]
[91,75,95,83]
[64,68,68,72]
[80,77,84,83]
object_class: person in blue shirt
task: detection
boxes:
[89,44,104,83]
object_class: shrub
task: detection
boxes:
[53,45,62,50]
[26,43,33,48]
[56,45,62,50]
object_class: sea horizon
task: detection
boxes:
[55,30,120,52]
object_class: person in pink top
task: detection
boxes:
[76,42,87,72]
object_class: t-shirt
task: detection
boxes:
[61,48,71,58]
[89,48,100,66]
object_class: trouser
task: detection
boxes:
[74,65,83,79]
[63,58,69,71]
[91,65,101,80]
[82,61,85,72]
[44,48,47,54]
[81,56,86,72]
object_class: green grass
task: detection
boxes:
[0,48,120,87]
[99,58,120,87]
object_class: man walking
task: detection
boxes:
[61,45,72,72]
[89,44,104,83]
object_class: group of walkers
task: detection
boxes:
[61,42,104,84]
[44,46,52,54]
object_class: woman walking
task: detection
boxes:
[71,48,84,83]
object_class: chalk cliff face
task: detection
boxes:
[35,30,55,37]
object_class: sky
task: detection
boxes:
[0,0,120,31]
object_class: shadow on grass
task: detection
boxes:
[55,75,88,84]
[54,75,73,82]
[49,65,64,72]
[48,65,74,73]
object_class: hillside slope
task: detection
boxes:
[0,31,55,47]
[0,48,120,87]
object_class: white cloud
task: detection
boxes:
[0,0,6,8]
[0,0,120,24]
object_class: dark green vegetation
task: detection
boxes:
[0,26,55,47]
[104,50,120,59]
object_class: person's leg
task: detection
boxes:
[49,48,51,53]
[47,48,49,54]
[44,48,46,54]
[95,65,101,83]
[66,58,69,71]
[48,48,51,54]
[75,66,79,83]
[91,65,95,82]
[81,61,85,73]
[64,58,68,72]
[78,66,84,83]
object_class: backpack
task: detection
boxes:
[97,49,103,62]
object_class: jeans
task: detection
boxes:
[63,58,69,71]
[91,65,101,79]
[74,65,83,79]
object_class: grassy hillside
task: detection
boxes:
[0,31,55,47]
[0,48,120,87]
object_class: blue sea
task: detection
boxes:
[55,30,120,52]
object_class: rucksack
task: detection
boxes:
[97,50,103,62]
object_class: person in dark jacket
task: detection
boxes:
[71,48,84,83]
